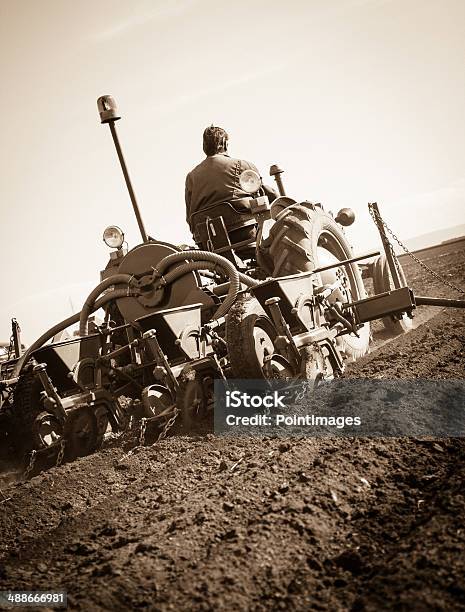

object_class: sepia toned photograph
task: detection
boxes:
[1,1,464,610]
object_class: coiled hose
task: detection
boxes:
[13,252,261,376]
[157,260,259,291]
[79,274,138,337]
[77,252,258,339]
[151,250,259,319]
[12,288,141,378]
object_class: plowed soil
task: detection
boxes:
[0,243,464,611]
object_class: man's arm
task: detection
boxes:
[185,173,192,226]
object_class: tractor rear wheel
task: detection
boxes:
[266,203,370,360]
[372,254,413,335]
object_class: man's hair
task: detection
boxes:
[203,125,228,156]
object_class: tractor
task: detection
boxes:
[1,95,463,471]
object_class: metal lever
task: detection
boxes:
[34,363,67,421]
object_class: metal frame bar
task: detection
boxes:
[415,296,465,308]
[312,250,380,274]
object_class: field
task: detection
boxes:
[0,241,464,611]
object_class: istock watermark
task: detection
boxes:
[226,390,286,409]
[223,387,361,431]
[214,379,465,437]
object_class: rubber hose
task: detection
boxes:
[159,261,236,319]
[153,250,259,316]
[238,272,260,288]
[160,261,260,318]
[159,260,239,319]
[154,251,241,318]
[157,251,260,287]
[13,289,140,378]
[79,273,137,337]
[161,261,259,289]
[155,250,241,277]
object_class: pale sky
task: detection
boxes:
[1,0,464,342]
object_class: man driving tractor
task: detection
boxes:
[185,125,276,249]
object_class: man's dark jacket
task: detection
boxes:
[185,153,259,231]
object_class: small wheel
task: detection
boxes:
[73,358,96,388]
[141,385,173,418]
[373,255,413,335]
[263,354,295,379]
[226,297,285,379]
[34,411,63,448]
[177,370,214,434]
[64,406,101,460]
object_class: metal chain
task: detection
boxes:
[155,406,179,443]
[129,405,179,452]
[22,450,37,480]
[7,319,21,360]
[139,417,147,446]
[7,333,14,361]
[369,205,464,295]
[368,206,406,280]
[55,439,66,468]
[294,382,309,404]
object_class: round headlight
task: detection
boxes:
[239,169,261,194]
[103,225,124,249]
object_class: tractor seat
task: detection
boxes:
[190,200,257,262]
